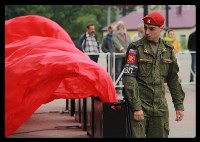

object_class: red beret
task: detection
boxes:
[142,12,165,26]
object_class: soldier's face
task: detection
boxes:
[144,24,163,42]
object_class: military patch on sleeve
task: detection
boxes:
[127,49,137,64]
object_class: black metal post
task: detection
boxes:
[143,5,148,17]
[165,5,169,30]
[122,87,132,138]
[66,99,68,111]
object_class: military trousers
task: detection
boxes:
[128,112,169,138]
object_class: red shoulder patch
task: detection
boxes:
[127,49,137,64]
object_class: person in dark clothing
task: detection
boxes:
[101,25,115,74]
[187,31,196,82]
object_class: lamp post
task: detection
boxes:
[107,6,111,26]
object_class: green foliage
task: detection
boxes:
[120,6,136,16]
[5,5,135,45]
[180,37,187,50]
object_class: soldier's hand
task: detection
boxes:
[175,110,184,121]
[133,110,144,121]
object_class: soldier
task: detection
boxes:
[123,12,185,138]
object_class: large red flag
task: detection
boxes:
[5,15,117,137]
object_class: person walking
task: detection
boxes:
[112,20,131,92]
[187,30,196,82]
[123,12,185,138]
[101,24,115,74]
[77,23,100,63]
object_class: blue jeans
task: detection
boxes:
[190,53,196,81]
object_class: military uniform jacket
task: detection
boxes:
[123,37,185,116]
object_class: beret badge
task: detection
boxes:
[147,19,151,24]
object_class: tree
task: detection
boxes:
[5,5,117,44]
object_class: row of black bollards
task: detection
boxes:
[66,97,127,138]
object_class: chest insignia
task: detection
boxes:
[127,49,137,64]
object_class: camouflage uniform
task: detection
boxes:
[123,37,185,138]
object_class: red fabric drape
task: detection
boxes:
[5,15,117,137]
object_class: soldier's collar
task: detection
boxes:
[149,39,159,46]
[144,46,151,54]
[162,47,167,52]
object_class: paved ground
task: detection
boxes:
[7,84,195,138]
[166,84,196,138]
[7,99,89,138]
